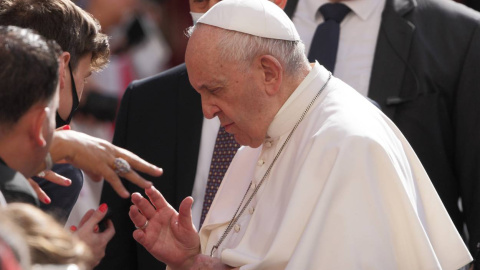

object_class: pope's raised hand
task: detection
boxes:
[129,186,200,269]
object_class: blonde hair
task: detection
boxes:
[0,203,92,269]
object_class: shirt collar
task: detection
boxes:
[267,61,331,139]
[308,0,383,22]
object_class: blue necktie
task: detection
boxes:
[307,3,351,73]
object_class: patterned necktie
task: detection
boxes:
[307,3,351,73]
[199,126,240,228]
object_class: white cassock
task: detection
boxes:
[199,62,472,269]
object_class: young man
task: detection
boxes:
[0,0,109,219]
[0,25,162,267]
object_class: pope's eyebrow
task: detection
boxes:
[199,79,226,91]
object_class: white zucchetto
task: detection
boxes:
[197,0,300,41]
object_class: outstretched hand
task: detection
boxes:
[46,130,163,198]
[129,186,200,269]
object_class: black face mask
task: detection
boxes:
[56,62,79,128]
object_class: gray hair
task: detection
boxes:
[186,23,309,75]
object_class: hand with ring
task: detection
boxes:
[129,186,200,269]
[42,130,163,198]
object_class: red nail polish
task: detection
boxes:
[61,125,71,130]
[44,197,51,204]
[70,225,77,232]
[99,203,108,213]
[94,225,99,233]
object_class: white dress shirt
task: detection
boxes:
[191,117,220,229]
[292,0,385,96]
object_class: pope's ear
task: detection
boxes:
[272,0,287,9]
[30,107,49,148]
[58,52,70,91]
[260,55,283,96]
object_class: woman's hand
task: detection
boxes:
[45,130,163,198]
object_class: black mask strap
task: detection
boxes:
[56,62,80,128]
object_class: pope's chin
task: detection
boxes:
[234,133,264,148]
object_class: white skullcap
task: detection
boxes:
[197,0,300,41]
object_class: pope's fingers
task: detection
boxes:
[129,204,149,231]
[177,196,195,230]
[131,192,157,220]
[145,186,170,211]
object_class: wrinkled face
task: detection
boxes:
[185,27,272,148]
[58,53,92,120]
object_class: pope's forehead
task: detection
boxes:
[186,25,220,57]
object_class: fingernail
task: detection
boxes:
[99,203,108,213]
[44,197,51,204]
[70,225,77,232]
[94,225,99,233]
[64,179,72,185]
[61,125,71,130]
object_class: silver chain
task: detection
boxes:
[210,72,332,257]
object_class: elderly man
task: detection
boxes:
[129,0,472,269]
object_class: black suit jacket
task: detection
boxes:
[287,0,480,260]
[0,160,39,206]
[96,64,203,270]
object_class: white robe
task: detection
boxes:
[199,62,472,269]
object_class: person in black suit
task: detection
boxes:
[96,0,288,269]
[285,0,480,266]
[97,64,203,270]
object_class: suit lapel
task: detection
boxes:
[284,0,299,19]
[368,0,416,118]
[175,67,204,207]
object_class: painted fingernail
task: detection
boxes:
[70,225,77,232]
[61,125,71,130]
[44,197,51,204]
[99,203,108,213]
[94,225,99,233]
